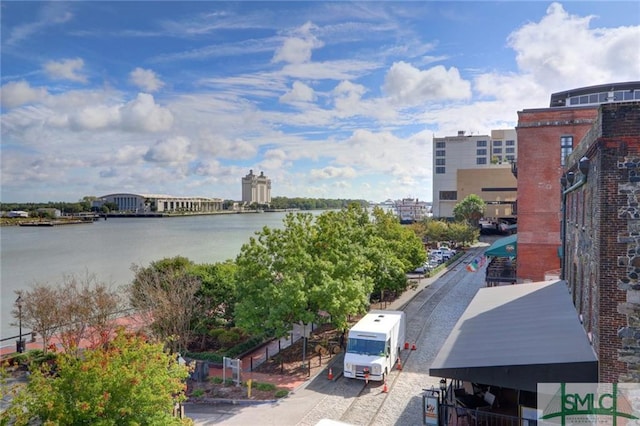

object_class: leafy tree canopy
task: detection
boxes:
[234,204,423,337]
[452,194,486,227]
[3,329,190,425]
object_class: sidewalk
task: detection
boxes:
[0,313,146,358]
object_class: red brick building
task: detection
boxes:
[562,101,640,382]
[515,107,598,281]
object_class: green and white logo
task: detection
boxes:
[538,383,639,425]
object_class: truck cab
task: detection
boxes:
[343,311,405,382]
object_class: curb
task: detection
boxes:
[184,398,279,406]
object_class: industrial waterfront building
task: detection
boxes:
[241,170,271,206]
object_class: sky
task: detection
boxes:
[1,2,639,204]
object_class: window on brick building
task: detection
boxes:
[435,166,445,174]
[477,140,487,147]
[436,141,445,148]
[560,136,573,166]
[477,157,487,165]
[435,158,445,166]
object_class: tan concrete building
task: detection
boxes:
[432,129,517,219]
[241,170,271,205]
[457,167,517,218]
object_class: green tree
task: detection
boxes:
[448,221,479,247]
[129,257,202,353]
[368,207,426,296]
[453,194,485,227]
[234,213,317,338]
[234,207,376,338]
[191,261,238,325]
[3,329,190,425]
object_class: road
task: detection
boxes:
[186,245,489,426]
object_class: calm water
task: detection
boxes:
[0,212,295,340]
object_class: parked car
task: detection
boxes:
[412,265,431,274]
[441,248,456,260]
[429,249,444,260]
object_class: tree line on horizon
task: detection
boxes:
[1,195,368,216]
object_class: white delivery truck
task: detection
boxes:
[343,310,406,382]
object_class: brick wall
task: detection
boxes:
[516,107,598,281]
[564,101,640,383]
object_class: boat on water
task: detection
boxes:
[18,219,93,227]
[395,198,430,224]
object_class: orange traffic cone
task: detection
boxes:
[411,343,417,350]
[328,368,333,380]
[396,357,402,370]
[382,379,388,393]
[404,342,409,350]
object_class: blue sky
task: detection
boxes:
[1,1,639,203]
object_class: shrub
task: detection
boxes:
[217,330,241,347]
[210,376,223,384]
[226,336,264,358]
[253,382,276,392]
[184,352,223,363]
[208,328,225,339]
[191,389,205,398]
[275,389,289,399]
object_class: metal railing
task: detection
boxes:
[442,403,520,426]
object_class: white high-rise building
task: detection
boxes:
[241,170,271,205]
[432,129,518,218]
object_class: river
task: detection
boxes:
[0,211,297,341]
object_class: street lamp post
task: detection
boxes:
[439,379,447,426]
[15,295,24,353]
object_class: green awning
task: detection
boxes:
[485,234,517,257]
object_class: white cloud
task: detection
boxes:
[97,145,147,167]
[273,21,324,64]
[129,68,165,92]
[144,136,193,164]
[120,93,174,132]
[0,81,48,108]
[333,80,367,112]
[280,81,316,104]
[44,58,87,83]
[310,166,357,180]
[506,2,640,91]
[69,105,120,131]
[6,2,73,45]
[260,148,290,170]
[383,61,472,105]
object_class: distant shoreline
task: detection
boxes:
[1,209,304,226]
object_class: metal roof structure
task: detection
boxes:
[430,280,597,392]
